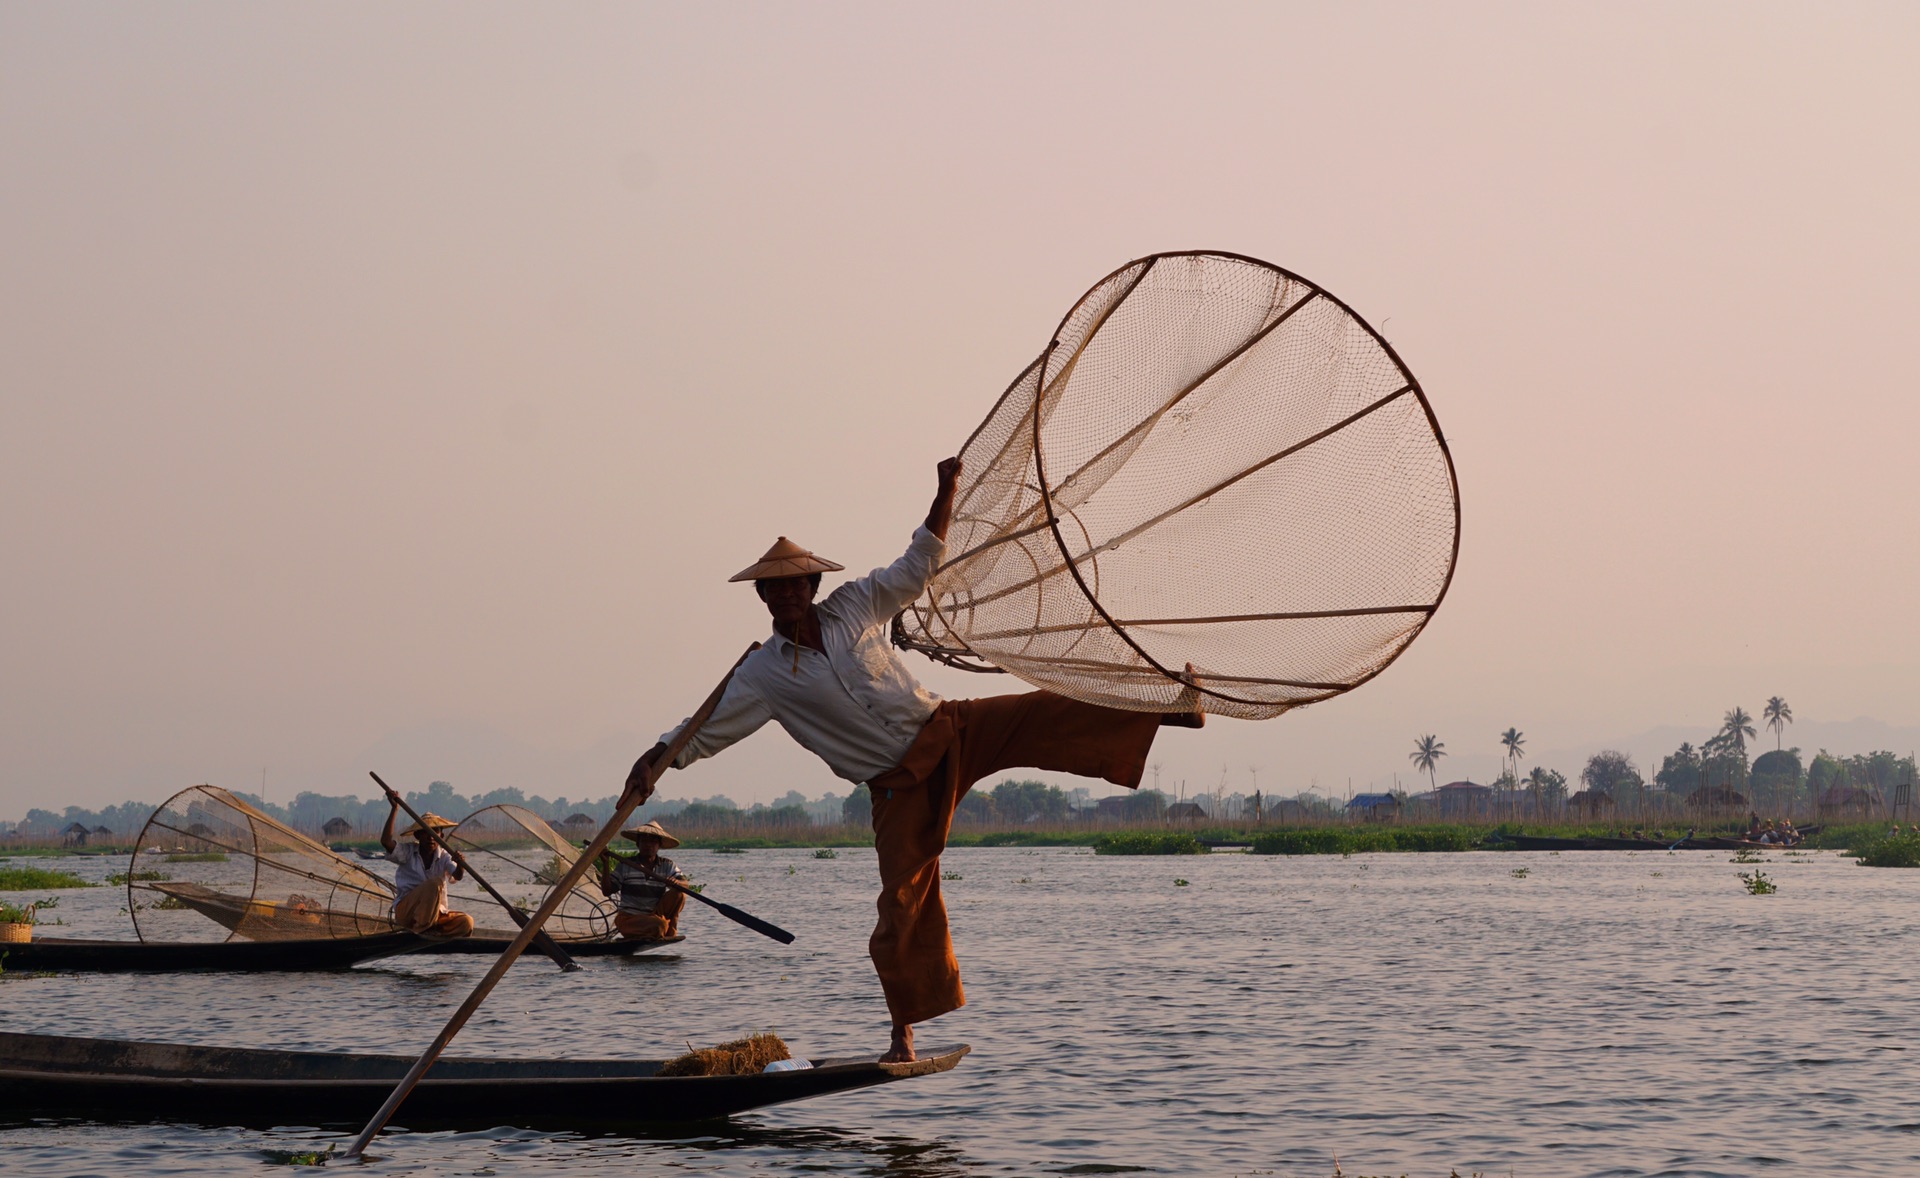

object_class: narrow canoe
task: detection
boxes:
[0,931,432,973]
[0,1031,969,1126]
[416,933,683,956]
[0,932,679,971]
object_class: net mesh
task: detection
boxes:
[893,251,1459,719]
[129,785,397,942]
[445,804,616,942]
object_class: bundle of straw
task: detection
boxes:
[657,1033,791,1077]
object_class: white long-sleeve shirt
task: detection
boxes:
[658,526,946,784]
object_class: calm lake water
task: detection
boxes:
[3,844,1917,1177]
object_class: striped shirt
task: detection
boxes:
[611,856,683,914]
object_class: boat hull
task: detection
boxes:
[0,1031,968,1126]
[0,932,432,972]
[418,933,683,956]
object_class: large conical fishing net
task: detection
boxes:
[893,251,1459,718]
[129,785,397,942]
[445,804,616,942]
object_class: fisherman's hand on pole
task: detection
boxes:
[625,741,670,802]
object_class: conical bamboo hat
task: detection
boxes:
[728,536,845,582]
[618,819,681,849]
[402,812,458,837]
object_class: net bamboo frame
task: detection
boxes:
[893,251,1460,719]
[129,785,397,942]
[445,804,617,942]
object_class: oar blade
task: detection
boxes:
[713,900,796,944]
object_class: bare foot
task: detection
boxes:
[879,1022,916,1063]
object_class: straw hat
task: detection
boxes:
[728,537,844,583]
[402,812,458,837]
[619,819,681,849]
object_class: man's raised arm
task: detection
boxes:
[925,456,961,541]
[859,457,962,622]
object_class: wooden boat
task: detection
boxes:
[417,932,683,956]
[0,1031,969,1125]
[147,881,664,958]
[0,931,433,973]
[0,929,679,972]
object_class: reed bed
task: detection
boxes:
[1249,826,1482,855]
[1846,830,1920,868]
[0,866,94,890]
[1093,832,1210,855]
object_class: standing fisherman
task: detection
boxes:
[627,457,1201,1062]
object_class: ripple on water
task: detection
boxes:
[4,847,1920,1175]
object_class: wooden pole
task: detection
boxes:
[370,772,578,973]
[343,646,755,1160]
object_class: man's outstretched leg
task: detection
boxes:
[866,690,1167,1061]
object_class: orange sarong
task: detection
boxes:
[866,690,1161,1026]
[392,878,476,939]
[613,888,686,940]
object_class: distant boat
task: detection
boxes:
[142,880,662,954]
[0,1031,969,1125]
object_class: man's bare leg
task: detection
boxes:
[881,1022,915,1063]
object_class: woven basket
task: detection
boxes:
[0,922,31,943]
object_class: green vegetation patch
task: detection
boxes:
[164,852,228,863]
[1248,826,1481,855]
[1093,832,1210,855]
[1850,831,1920,868]
[107,870,171,886]
[0,866,94,890]
[962,830,1098,848]
[263,1144,335,1166]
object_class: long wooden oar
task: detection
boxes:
[594,847,795,944]
[343,646,756,1160]
[370,772,579,973]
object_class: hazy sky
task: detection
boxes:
[4,3,1917,815]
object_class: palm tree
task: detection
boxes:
[1410,734,1446,792]
[1763,696,1792,751]
[1721,707,1756,755]
[1500,727,1526,781]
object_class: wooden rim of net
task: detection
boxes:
[892,251,1460,721]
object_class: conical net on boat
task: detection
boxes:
[892,251,1459,719]
[129,785,397,942]
[445,804,616,942]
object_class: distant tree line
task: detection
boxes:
[5,778,1175,838]
[1,780,847,839]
